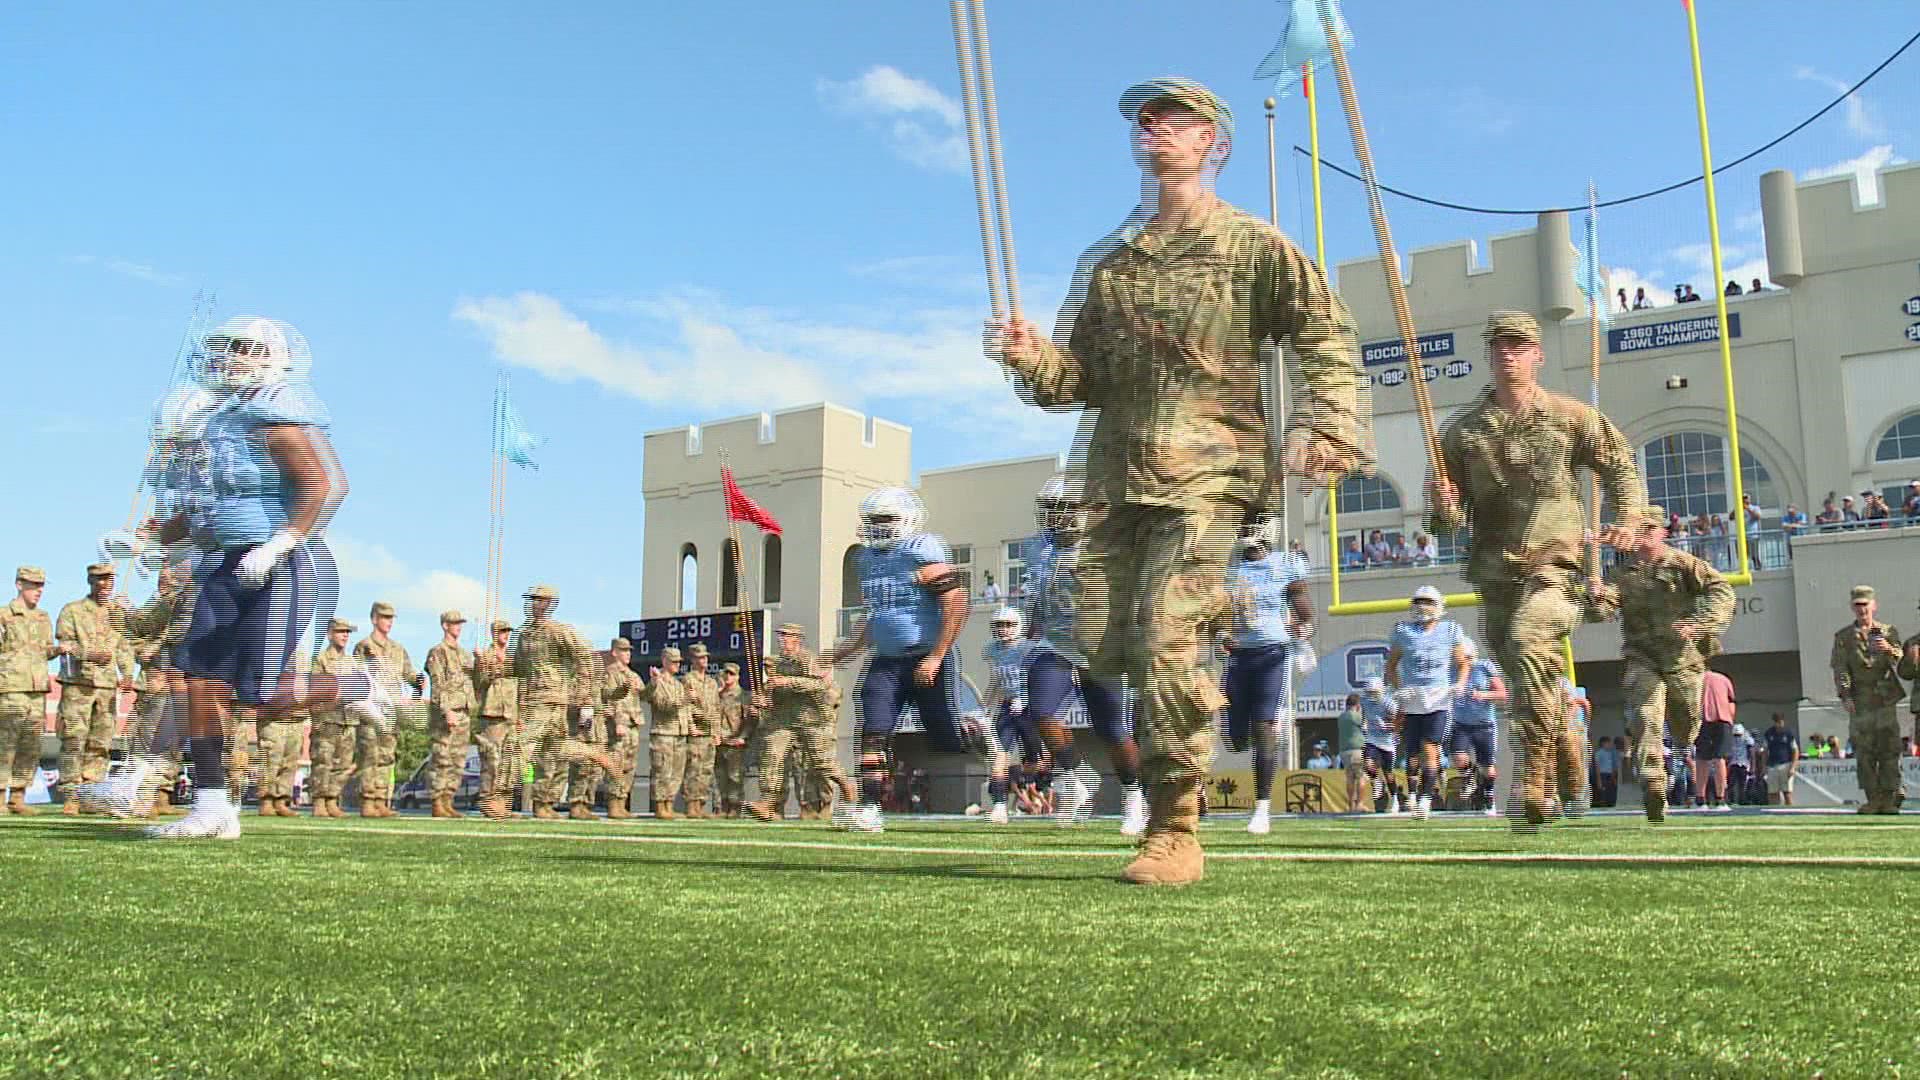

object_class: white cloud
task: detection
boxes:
[1803,144,1905,207]
[1793,67,1885,140]
[817,65,969,173]
[1443,87,1517,137]
[1599,265,1675,311]
[328,533,484,622]
[454,288,1077,453]
[848,254,981,293]
[63,254,185,287]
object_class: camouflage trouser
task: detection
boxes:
[684,734,715,804]
[758,722,846,809]
[0,692,43,791]
[1622,657,1704,791]
[649,732,689,804]
[568,712,606,807]
[714,741,750,805]
[308,720,357,799]
[1074,502,1237,792]
[513,702,603,806]
[254,719,305,800]
[226,712,257,802]
[606,722,642,807]
[356,724,397,801]
[58,684,119,790]
[473,717,509,798]
[429,705,471,799]
[1851,705,1902,805]
[1479,571,1579,796]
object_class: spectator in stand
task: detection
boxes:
[1864,493,1891,527]
[1592,736,1619,808]
[1805,735,1825,759]
[1764,713,1799,805]
[1841,495,1861,526]
[1709,514,1733,571]
[1814,497,1843,529]
[1781,503,1808,538]
[1828,734,1845,760]
[1684,285,1701,302]
[1387,534,1413,566]
[979,570,1001,603]
[1750,278,1764,294]
[1305,740,1335,770]
[1363,529,1392,568]
[1667,509,1685,537]
[1724,280,1743,297]
[1693,666,1737,811]
[1742,494,1763,570]
[1616,287,1629,313]
[1342,536,1365,571]
[1633,287,1652,310]
[1904,480,1920,521]
[1902,735,1914,758]
[1411,531,1438,566]
[1728,722,1755,804]
[1673,285,1687,304]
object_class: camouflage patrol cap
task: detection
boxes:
[687,643,709,657]
[1119,77,1233,140]
[1483,311,1541,345]
[15,566,45,585]
[660,646,682,661]
[328,618,355,633]
[440,609,466,624]
[612,637,632,651]
[776,622,805,636]
[490,618,513,632]
[1851,585,1876,602]
[723,662,740,674]
[86,562,115,578]
[370,601,396,618]
[524,584,558,600]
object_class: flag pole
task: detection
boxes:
[951,0,1007,321]
[718,452,765,696]
[1585,182,1606,582]
[1306,64,1343,604]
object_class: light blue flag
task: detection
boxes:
[1254,0,1353,97]
[494,379,545,471]
[1575,203,1610,332]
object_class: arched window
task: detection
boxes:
[720,538,741,607]
[1875,412,1920,462]
[763,534,782,604]
[1336,474,1402,514]
[678,544,698,612]
[1639,432,1777,519]
[840,545,863,608]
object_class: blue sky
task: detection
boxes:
[3,1,1912,660]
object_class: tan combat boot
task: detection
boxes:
[325,796,347,819]
[257,796,278,816]
[62,795,82,816]
[359,798,379,818]
[1518,739,1552,827]
[155,789,185,817]
[606,800,631,820]
[431,796,455,819]
[653,801,679,820]
[529,801,556,820]
[1642,778,1667,823]
[445,797,467,819]
[743,799,779,822]
[685,801,707,820]
[1555,727,1587,817]
[479,795,512,821]
[1121,783,1205,887]
[569,801,596,821]
[6,789,31,815]
[277,796,299,817]
[310,796,330,817]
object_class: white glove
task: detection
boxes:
[99,531,145,564]
[578,707,595,722]
[1010,696,1026,715]
[1291,640,1319,676]
[236,529,300,589]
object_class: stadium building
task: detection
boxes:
[640,161,1920,808]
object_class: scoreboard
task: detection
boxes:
[617,609,768,684]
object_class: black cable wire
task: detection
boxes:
[1292,29,1920,216]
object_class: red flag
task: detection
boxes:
[722,467,782,534]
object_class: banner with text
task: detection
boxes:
[1607,312,1741,354]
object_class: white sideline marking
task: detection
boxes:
[269,823,1920,868]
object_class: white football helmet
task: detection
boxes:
[1034,473,1086,539]
[1410,584,1444,622]
[1240,513,1283,555]
[858,486,925,549]
[990,606,1025,645]
[150,383,217,444]
[199,316,309,391]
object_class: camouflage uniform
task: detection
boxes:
[1832,585,1907,812]
[353,607,417,808]
[473,625,518,804]
[1596,511,1736,819]
[255,674,305,813]
[681,648,721,816]
[999,93,1368,879]
[752,646,849,817]
[712,664,757,812]
[307,628,360,812]
[1431,312,1642,824]
[600,641,644,815]
[1898,614,1920,749]
[54,568,135,796]
[425,616,477,807]
[638,650,694,815]
[508,591,605,816]
[0,568,56,810]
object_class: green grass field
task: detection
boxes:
[5,810,1918,1079]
